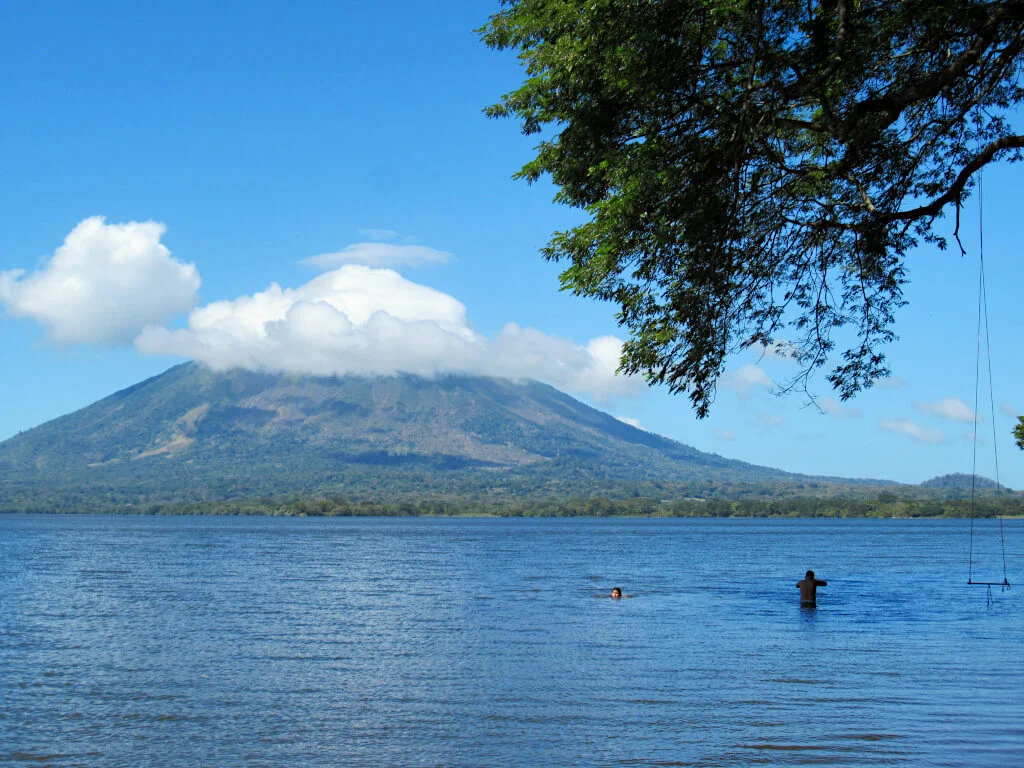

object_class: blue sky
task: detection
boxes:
[0,1,1021,488]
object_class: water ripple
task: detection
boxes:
[0,515,1020,767]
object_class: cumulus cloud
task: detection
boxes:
[879,418,946,444]
[137,264,641,401]
[721,364,774,394]
[713,429,736,441]
[0,217,199,344]
[818,396,861,419]
[915,397,977,424]
[302,242,450,270]
[615,415,644,430]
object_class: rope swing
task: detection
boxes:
[967,173,1010,596]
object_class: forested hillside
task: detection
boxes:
[0,362,916,513]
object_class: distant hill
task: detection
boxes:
[0,362,892,512]
[920,473,1012,495]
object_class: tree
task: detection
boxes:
[1015,416,1024,449]
[481,0,1024,416]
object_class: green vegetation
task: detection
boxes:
[0,364,1016,516]
[481,0,1024,415]
[4,493,1018,519]
[1015,416,1024,449]
[919,472,1010,496]
[0,362,870,512]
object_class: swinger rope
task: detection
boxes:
[967,174,1009,591]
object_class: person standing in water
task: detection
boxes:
[796,570,827,605]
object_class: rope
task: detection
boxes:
[981,240,1008,583]
[968,190,982,581]
[968,172,1010,591]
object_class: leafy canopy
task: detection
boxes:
[481,0,1024,416]
[1015,416,1024,449]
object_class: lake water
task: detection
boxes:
[1,515,1021,767]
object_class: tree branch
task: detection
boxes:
[841,6,1024,138]
[884,134,1024,221]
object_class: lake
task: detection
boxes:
[1,515,1021,767]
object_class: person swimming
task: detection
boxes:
[796,570,827,605]
[611,587,622,599]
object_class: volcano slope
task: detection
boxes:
[0,362,880,512]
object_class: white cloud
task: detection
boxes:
[818,396,861,419]
[302,242,450,270]
[616,415,644,430]
[879,418,946,444]
[713,428,735,441]
[136,264,641,402]
[1002,402,1018,418]
[721,364,774,394]
[489,327,638,399]
[0,216,199,344]
[757,412,783,428]
[915,397,977,424]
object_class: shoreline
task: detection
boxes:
[3,508,1021,520]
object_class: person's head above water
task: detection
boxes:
[611,587,622,599]
[806,570,815,580]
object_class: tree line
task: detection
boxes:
[5,493,1017,518]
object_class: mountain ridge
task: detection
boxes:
[919,472,1012,494]
[0,362,990,513]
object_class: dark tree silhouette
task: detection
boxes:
[482,0,1024,415]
